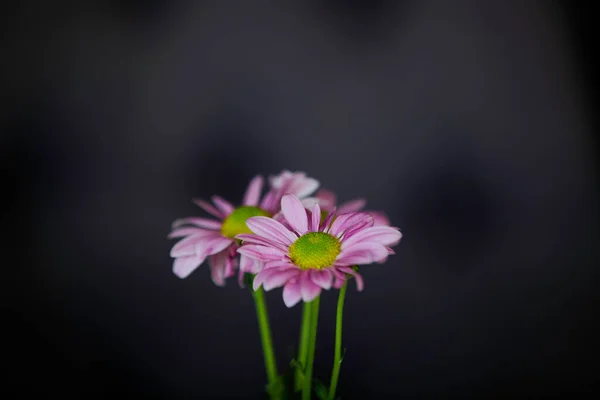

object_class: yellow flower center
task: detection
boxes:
[221,206,271,238]
[289,232,341,270]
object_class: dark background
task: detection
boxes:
[2,0,598,398]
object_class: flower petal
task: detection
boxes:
[336,242,389,265]
[282,281,303,308]
[337,198,367,214]
[168,227,204,239]
[236,233,289,253]
[259,190,278,212]
[264,260,295,270]
[310,269,333,290]
[170,232,220,257]
[321,207,337,231]
[237,244,286,262]
[195,236,234,258]
[300,272,322,302]
[342,213,374,238]
[310,203,321,232]
[328,212,372,237]
[172,217,222,230]
[192,198,223,218]
[281,195,309,234]
[173,254,205,279]
[211,196,234,216]
[208,250,231,286]
[254,266,292,291]
[240,253,262,274]
[314,189,337,210]
[341,226,403,249]
[243,175,264,206]
[369,211,390,226]
[289,176,320,199]
[263,268,301,291]
[336,266,364,291]
[246,216,298,246]
[300,197,319,209]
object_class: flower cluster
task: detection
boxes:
[169,170,402,306]
[169,170,402,399]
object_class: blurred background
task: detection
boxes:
[2,0,598,398]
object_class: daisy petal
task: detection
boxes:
[314,189,337,209]
[246,216,298,246]
[311,203,321,232]
[281,195,309,234]
[342,226,403,248]
[168,227,204,239]
[195,236,234,258]
[237,244,286,262]
[192,198,223,218]
[369,211,390,226]
[239,253,262,274]
[263,268,301,291]
[236,234,289,253]
[321,207,337,231]
[343,215,376,239]
[329,212,371,237]
[172,217,222,230]
[212,196,234,216]
[264,260,296,270]
[337,198,367,214]
[300,272,322,302]
[283,281,303,308]
[300,197,319,209]
[210,261,226,286]
[243,175,264,206]
[331,267,347,289]
[336,242,389,265]
[173,254,205,279]
[170,232,219,257]
[208,250,229,286]
[290,177,320,199]
[337,266,365,291]
[332,275,346,289]
[259,190,278,212]
[310,269,333,290]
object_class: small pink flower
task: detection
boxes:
[169,171,319,285]
[236,195,402,307]
[302,189,391,226]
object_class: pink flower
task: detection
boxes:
[236,194,402,307]
[302,189,391,226]
[169,171,319,285]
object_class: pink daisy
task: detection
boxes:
[169,171,319,285]
[302,188,391,226]
[236,194,402,307]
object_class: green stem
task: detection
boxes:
[253,287,280,398]
[328,281,348,400]
[302,296,321,400]
[295,302,312,391]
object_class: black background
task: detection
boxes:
[2,1,599,398]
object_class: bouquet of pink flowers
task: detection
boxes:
[169,170,402,399]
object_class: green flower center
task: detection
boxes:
[289,232,341,270]
[221,206,271,238]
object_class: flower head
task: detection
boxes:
[169,171,319,285]
[236,194,402,307]
[303,188,391,226]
